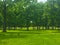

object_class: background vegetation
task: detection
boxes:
[0,0,60,32]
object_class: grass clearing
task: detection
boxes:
[0,30,60,45]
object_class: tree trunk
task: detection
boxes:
[3,1,7,32]
[37,26,40,30]
[14,26,16,30]
[52,26,54,30]
[8,26,10,30]
[27,26,29,31]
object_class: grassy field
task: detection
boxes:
[0,30,60,45]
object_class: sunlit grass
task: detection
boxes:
[0,30,60,45]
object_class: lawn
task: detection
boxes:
[0,30,60,45]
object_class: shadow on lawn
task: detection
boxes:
[0,32,28,40]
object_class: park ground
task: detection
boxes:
[0,30,60,45]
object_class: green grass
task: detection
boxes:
[0,30,60,45]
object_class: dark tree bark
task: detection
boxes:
[3,0,7,32]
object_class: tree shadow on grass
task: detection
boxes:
[0,32,28,40]
[0,32,29,45]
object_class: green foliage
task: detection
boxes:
[0,0,60,30]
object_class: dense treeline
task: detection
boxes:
[0,0,60,31]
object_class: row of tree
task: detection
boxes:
[0,0,60,31]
